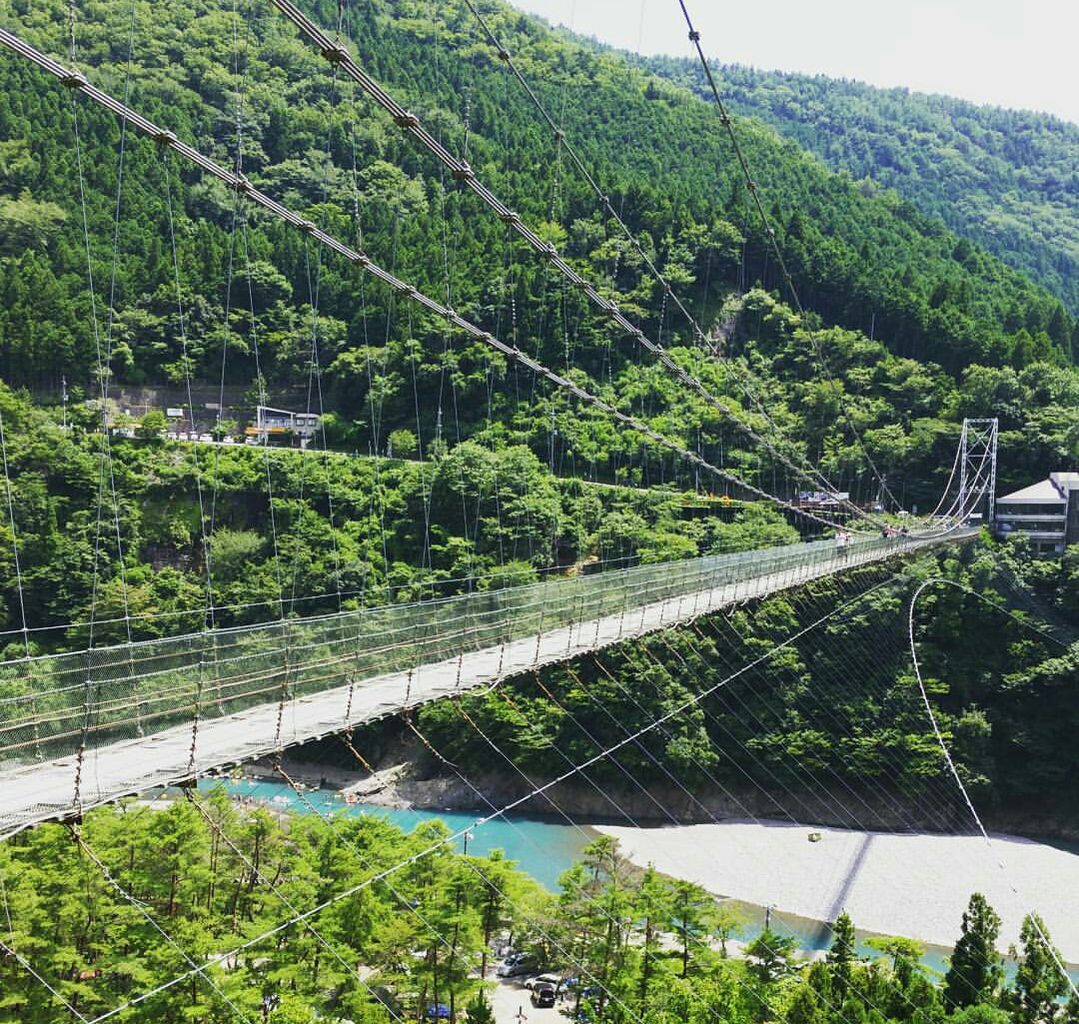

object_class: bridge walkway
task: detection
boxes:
[0,532,970,837]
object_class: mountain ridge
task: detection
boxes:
[633,50,1079,315]
[522,12,1079,312]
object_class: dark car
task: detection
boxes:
[425,1004,451,1020]
[531,982,556,1008]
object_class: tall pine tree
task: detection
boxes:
[1011,913,1068,1024]
[826,910,858,1000]
[944,892,1003,1009]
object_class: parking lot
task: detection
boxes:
[489,977,569,1022]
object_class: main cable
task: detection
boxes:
[271,0,877,527]
[0,25,859,537]
[675,0,901,515]
[459,0,858,508]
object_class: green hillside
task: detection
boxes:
[637,53,1079,315]
[0,0,1074,396]
[0,0,1076,640]
[0,7,1077,1018]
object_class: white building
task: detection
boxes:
[245,406,321,445]
[994,472,1079,555]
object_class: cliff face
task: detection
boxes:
[274,734,1079,842]
[359,767,1079,841]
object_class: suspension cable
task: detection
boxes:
[459,0,855,505]
[0,412,30,661]
[0,934,90,1022]
[76,579,890,1021]
[269,0,877,525]
[675,0,901,513]
[182,789,411,1023]
[69,827,256,1023]
[0,27,858,538]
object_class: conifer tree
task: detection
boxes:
[463,993,496,1024]
[1011,913,1068,1024]
[945,892,1003,1010]
[826,910,858,999]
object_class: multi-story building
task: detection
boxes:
[994,471,1079,555]
[245,406,321,445]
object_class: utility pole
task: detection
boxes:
[61,375,68,431]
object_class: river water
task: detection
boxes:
[201,778,591,891]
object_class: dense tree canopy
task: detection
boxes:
[635,54,1079,317]
[0,809,1069,1024]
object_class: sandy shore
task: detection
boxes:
[594,819,1079,963]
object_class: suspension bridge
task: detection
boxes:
[0,4,1054,1022]
[0,529,975,838]
[0,17,1000,836]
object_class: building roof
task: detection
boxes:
[997,477,1071,505]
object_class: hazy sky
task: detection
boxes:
[510,1,1079,125]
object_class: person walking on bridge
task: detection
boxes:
[835,529,851,559]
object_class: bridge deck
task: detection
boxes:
[0,533,968,837]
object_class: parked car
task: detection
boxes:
[425,1004,451,1020]
[495,951,538,978]
[524,973,561,991]
[562,979,601,1000]
[531,982,556,1008]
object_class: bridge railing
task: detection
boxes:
[0,533,956,771]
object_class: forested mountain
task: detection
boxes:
[0,0,1076,640]
[1,6,1078,1020]
[0,0,1075,397]
[636,54,1079,314]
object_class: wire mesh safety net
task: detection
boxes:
[0,531,969,837]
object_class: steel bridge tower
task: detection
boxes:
[958,418,999,526]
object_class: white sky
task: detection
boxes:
[510,0,1079,125]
